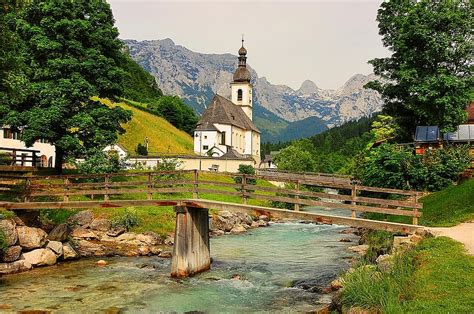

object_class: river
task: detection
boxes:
[0,222,357,313]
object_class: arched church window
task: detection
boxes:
[237,89,243,101]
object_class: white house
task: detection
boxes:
[0,126,56,167]
[193,40,261,165]
[103,143,128,160]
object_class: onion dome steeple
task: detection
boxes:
[233,37,251,83]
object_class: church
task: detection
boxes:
[193,40,261,165]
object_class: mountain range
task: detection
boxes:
[124,38,383,142]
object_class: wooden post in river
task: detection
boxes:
[170,205,211,278]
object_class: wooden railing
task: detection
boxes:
[0,147,42,167]
[0,170,423,225]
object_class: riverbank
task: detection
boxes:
[0,209,269,275]
[332,230,474,313]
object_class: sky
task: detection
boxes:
[108,0,389,90]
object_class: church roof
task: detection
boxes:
[195,94,260,133]
[220,148,248,160]
[233,67,251,82]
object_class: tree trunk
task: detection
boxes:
[54,147,64,174]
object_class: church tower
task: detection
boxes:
[231,39,253,120]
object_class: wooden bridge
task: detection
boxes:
[0,170,423,278]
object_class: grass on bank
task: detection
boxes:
[366,178,474,227]
[341,236,474,313]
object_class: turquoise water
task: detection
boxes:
[0,223,357,313]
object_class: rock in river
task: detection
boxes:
[67,210,93,226]
[2,245,22,262]
[17,226,47,250]
[63,243,79,260]
[0,260,32,274]
[22,248,57,266]
[48,223,71,242]
[46,241,64,257]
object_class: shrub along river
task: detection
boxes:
[0,222,357,312]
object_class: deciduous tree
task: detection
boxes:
[367,0,473,135]
[2,0,131,171]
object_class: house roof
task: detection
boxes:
[195,94,260,133]
[220,148,249,160]
[415,126,440,143]
[444,124,474,142]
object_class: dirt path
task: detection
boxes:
[427,222,474,255]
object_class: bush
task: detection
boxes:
[0,229,8,253]
[233,164,256,185]
[111,207,141,230]
[136,143,148,156]
[0,152,12,165]
[356,143,470,191]
[0,211,15,220]
[76,149,122,174]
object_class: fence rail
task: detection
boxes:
[0,170,423,225]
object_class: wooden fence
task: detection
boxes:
[0,170,423,225]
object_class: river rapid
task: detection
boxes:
[0,222,357,313]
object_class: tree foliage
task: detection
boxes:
[367,0,473,135]
[76,149,121,175]
[355,143,470,191]
[370,115,399,143]
[136,143,148,156]
[273,140,316,172]
[234,164,257,185]
[147,96,199,135]
[120,54,163,104]
[0,0,29,110]
[0,0,132,171]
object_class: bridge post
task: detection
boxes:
[351,185,357,218]
[171,205,210,278]
[294,180,300,211]
[241,174,247,204]
[193,170,199,199]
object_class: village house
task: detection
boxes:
[193,40,261,167]
[415,102,474,156]
[0,126,55,167]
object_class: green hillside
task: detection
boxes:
[103,99,194,154]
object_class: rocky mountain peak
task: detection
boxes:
[297,80,319,95]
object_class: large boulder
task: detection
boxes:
[136,232,161,246]
[89,219,112,232]
[106,226,126,237]
[62,243,79,260]
[230,224,247,234]
[376,254,394,273]
[46,241,63,257]
[0,260,32,275]
[17,226,47,250]
[22,248,57,266]
[237,213,253,225]
[211,216,235,232]
[0,219,18,246]
[48,223,71,242]
[75,240,107,257]
[71,227,98,240]
[2,245,22,262]
[347,244,369,256]
[67,210,93,226]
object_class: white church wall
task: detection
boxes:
[194,130,219,156]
